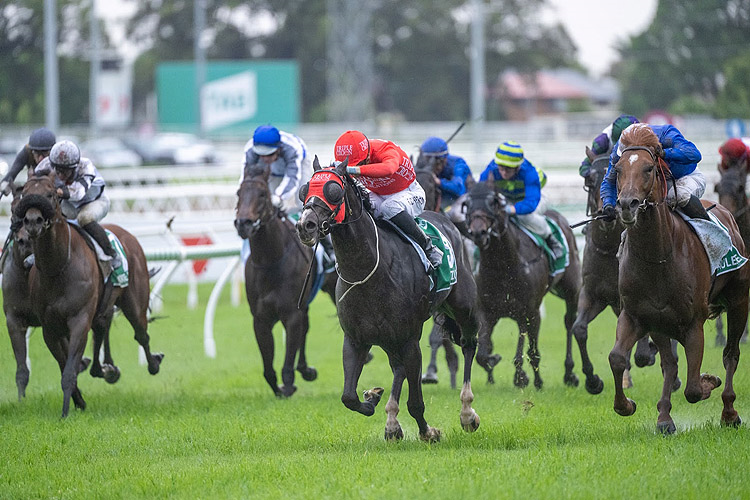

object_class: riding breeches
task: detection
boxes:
[515,194,551,237]
[63,195,110,225]
[369,181,426,220]
[666,169,706,206]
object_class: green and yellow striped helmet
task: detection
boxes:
[494,141,524,168]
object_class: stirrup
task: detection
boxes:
[426,244,444,269]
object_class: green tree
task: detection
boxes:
[715,51,750,118]
[614,0,750,117]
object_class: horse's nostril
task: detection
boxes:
[304,220,317,233]
[629,199,640,211]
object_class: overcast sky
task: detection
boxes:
[547,0,658,76]
[102,0,658,77]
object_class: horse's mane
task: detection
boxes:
[470,180,494,198]
[619,123,660,151]
[14,193,56,222]
[345,174,374,214]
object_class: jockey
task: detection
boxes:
[32,140,121,269]
[579,114,640,186]
[417,136,476,209]
[719,137,750,172]
[479,140,564,259]
[333,130,444,269]
[241,125,311,216]
[601,122,708,221]
[0,127,56,196]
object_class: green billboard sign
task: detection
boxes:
[156,60,299,134]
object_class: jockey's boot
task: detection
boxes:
[546,234,565,261]
[83,222,122,269]
[320,234,336,268]
[390,211,443,269]
[680,195,710,221]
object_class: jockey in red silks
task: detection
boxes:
[719,138,750,173]
[333,130,443,269]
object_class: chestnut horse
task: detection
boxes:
[609,124,750,433]
[15,174,163,417]
[713,160,750,346]
[296,158,480,442]
[465,181,583,389]
[234,165,336,398]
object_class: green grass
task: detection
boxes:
[1,284,749,499]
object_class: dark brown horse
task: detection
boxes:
[570,148,663,394]
[296,158,480,442]
[609,124,750,433]
[465,181,582,388]
[15,174,163,417]
[1,184,90,399]
[234,165,336,398]
[714,160,750,346]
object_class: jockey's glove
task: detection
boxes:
[271,194,282,208]
[0,180,10,197]
[346,167,361,176]
[602,204,616,221]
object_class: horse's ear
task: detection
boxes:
[336,158,349,176]
[313,155,321,172]
[585,145,596,162]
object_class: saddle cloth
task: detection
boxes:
[513,216,569,277]
[69,221,129,287]
[678,210,748,276]
[383,217,458,294]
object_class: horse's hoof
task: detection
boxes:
[363,387,384,407]
[564,373,579,387]
[514,371,529,388]
[461,413,480,432]
[364,351,374,364]
[656,420,676,435]
[79,357,92,374]
[148,353,165,375]
[102,364,121,384]
[700,373,722,399]
[422,372,439,384]
[384,426,404,441]
[614,398,637,417]
[585,375,604,395]
[298,366,318,382]
[534,377,544,390]
[281,385,297,398]
[671,377,682,393]
[419,426,442,443]
[486,371,495,385]
[721,414,742,428]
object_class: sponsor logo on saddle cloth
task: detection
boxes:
[678,210,748,276]
[512,217,569,277]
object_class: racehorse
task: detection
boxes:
[296,158,480,442]
[15,173,163,417]
[1,183,89,399]
[234,165,336,398]
[415,164,459,388]
[609,124,750,433]
[570,148,661,394]
[714,160,750,346]
[465,181,582,389]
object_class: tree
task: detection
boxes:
[614,0,750,117]
[715,50,750,118]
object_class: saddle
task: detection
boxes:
[71,223,129,287]
[512,216,569,277]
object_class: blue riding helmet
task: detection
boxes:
[420,136,449,157]
[252,125,281,156]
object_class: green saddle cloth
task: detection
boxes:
[513,216,569,277]
[416,217,458,293]
[106,230,129,287]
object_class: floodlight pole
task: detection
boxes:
[44,0,60,131]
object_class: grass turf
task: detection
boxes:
[0,284,748,499]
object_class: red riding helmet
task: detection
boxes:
[334,130,370,166]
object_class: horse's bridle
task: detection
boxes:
[618,145,671,212]
[465,194,507,242]
[235,178,278,233]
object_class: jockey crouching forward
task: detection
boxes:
[600,122,708,221]
[479,140,564,260]
[31,140,120,269]
[334,130,444,270]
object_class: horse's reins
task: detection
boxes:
[619,145,671,212]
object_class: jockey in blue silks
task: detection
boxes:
[479,140,563,259]
[419,136,475,209]
[600,122,708,221]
